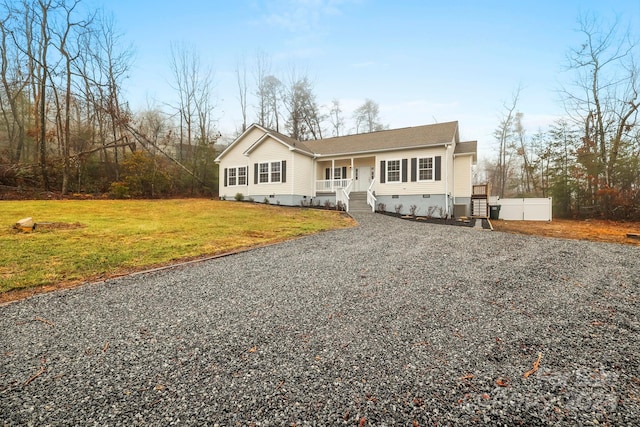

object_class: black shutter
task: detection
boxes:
[380,161,386,183]
[223,168,228,187]
[411,158,417,182]
[435,156,441,181]
[245,165,249,185]
[254,163,258,184]
[341,166,347,179]
[281,160,286,183]
[402,159,408,182]
[325,168,330,180]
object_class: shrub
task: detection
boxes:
[437,206,447,219]
[336,201,346,211]
[324,199,333,209]
[409,204,418,217]
[394,204,403,214]
[109,181,130,199]
[426,206,437,218]
[263,197,270,204]
[234,192,244,201]
[377,203,387,212]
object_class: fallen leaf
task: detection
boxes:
[248,346,257,353]
[359,417,367,427]
[495,377,510,387]
[481,393,490,400]
[523,352,543,378]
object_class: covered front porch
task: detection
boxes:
[314,156,376,212]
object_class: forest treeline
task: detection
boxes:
[481,15,639,220]
[1,2,639,219]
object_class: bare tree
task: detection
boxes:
[494,89,519,198]
[253,51,271,127]
[562,14,639,204]
[235,55,248,133]
[169,42,198,161]
[353,99,384,133]
[168,41,217,193]
[328,98,344,136]
[283,73,323,140]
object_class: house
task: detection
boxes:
[214,121,477,217]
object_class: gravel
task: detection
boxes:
[1,212,639,426]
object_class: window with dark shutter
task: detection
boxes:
[435,156,441,181]
[254,163,258,184]
[411,158,417,182]
[281,160,286,183]
[224,168,228,187]
[401,159,408,182]
[380,160,386,183]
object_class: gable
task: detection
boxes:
[214,124,269,163]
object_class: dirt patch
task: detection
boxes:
[491,218,640,246]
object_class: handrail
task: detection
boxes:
[336,180,353,211]
[367,178,377,212]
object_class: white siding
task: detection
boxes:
[375,147,448,196]
[218,127,266,197]
[247,136,294,195]
[453,155,472,198]
[292,154,314,196]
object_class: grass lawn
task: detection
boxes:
[0,199,356,298]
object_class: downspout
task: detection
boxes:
[291,153,295,202]
[445,144,450,217]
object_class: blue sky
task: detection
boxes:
[100,0,640,156]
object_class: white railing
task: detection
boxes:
[336,180,353,211]
[315,179,352,192]
[367,179,377,212]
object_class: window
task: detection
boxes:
[418,157,434,181]
[228,168,237,186]
[387,160,400,182]
[271,161,281,183]
[257,161,284,184]
[226,166,248,187]
[237,167,247,185]
[333,168,342,180]
[259,162,269,183]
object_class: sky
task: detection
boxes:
[96,0,640,157]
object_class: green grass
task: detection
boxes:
[0,199,355,294]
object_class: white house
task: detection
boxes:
[215,121,477,217]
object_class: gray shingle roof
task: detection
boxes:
[300,121,460,156]
[454,140,478,162]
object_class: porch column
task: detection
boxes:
[331,159,335,192]
[350,158,354,180]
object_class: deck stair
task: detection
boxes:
[471,184,489,218]
[348,191,371,213]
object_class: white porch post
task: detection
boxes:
[350,158,354,181]
[331,159,335,192]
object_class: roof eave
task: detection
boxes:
[313,142,450,158]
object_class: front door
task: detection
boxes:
[354,166,372,192]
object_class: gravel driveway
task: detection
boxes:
[1,213,639,426]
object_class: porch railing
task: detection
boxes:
[315,179,352,192]
[367,179,377,212]
[336,180,353,211]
